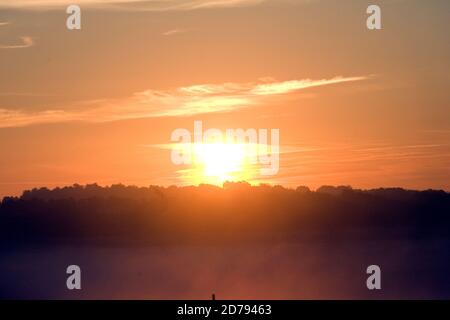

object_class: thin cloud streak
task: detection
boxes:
[251,76,367,95]
[0,0,266,11]
[0,92,56,96]
[130,76,370,117]
[0,75,369,128]
[0,36,34,49]
[162,29,187,36]
[0,21,10,26]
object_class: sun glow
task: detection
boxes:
[195,143,246,182]
[174,142,259,185]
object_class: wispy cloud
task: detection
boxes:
[0,21,10,26]
[0,36,34,49]
[0,109,72,128]
[250,76,366,95]
[0,92,58,97]
[0,75,368,128]
[0,0,266,11]
[162,29,187,36]
[103,76,369,118]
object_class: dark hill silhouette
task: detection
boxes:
[1,183,449,246]
[1,183,450,299]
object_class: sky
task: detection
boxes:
[0,0,449,197]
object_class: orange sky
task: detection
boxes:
[0,0,449,197]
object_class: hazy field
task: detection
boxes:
[1,238,449,299]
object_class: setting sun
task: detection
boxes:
[173,142,260,185]
[194,143,246,182]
